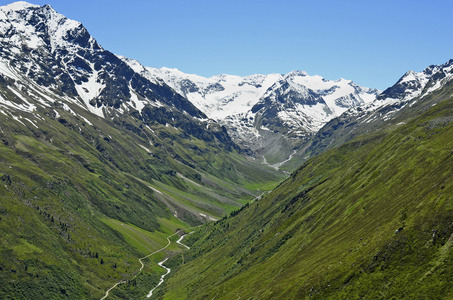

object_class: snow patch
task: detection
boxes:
[139,144,152,153]
[73,63,105,118]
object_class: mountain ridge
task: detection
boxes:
[302,58,453,160]
[0,1,208,121]
[141,63,380,169]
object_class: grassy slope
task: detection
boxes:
[0,111,168,298]
[159,95,453,299]
[0,82,285,298]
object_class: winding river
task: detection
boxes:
[146,232,192,298]
[146,258,170,298]
[100,229,194,299]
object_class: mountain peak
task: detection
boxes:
[0,2,96,53]
[0,1,39,12]
[377,59,453,103]
[0,1,208,121]
[285,70,308,78]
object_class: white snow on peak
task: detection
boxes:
[400,70,418,84]
[145,66,283,120]
[118,55,160,85]
[47,14,83,51]
[379,60,453,105]
[289,73,333,90]
[0,1,39,12]
[285,70,309,78]
[0,2,93,53]
[265,71,378,119]
[143,67,381,135]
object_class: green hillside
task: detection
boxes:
[0,82,284,299]
[158,92,453,299]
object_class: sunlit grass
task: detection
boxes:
[159,95,453,299]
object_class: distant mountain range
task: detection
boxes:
[0,1,379,171]
[128,63,381,169]
[143,60,453,169]
[3,2,451,171]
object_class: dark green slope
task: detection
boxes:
[159,91,453,299]
[0,86,284,299]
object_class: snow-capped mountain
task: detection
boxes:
[342,58,453,125]
[304,59,453,159]
[248,70,378,132]
[0,2,206,118]
[377,59,453,103]
[140,66,380,167]
[145,68,379,127]
[130,66,281,120]
[0,1,244,150]
[3,2,450,172]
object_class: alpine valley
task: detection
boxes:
[0,2,452,300]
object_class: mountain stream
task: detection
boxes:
[101,229,194,299]
[146,233,191,298]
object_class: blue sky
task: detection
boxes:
[3,0,453,90]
